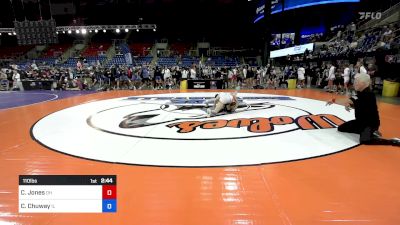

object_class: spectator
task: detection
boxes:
[12,70,24,91]
[327,63,336,92]
[297,65,305,88]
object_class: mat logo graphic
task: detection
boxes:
[115,96,345,139]
[167,114,344,134]
[32,93,359,166]
[118,102,273,130]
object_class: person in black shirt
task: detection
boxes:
[173,67,182,88]
[153,66,163,89]
[327,73,399,146]
[215,69,222,79]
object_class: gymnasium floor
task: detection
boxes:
[1,89,400,225]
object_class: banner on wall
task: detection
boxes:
[124,53,133,65]
[255,0,359,23]
[270,43,314,58]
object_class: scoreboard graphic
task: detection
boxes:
[19,175,116,213]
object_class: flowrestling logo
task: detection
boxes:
[32,93,359,167]
[359,12,382,20]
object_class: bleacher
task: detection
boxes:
[205,56,239,67]
[14,62,30,70]
[169,43,190,56]
[106,43,132,67]
[157,57,177,66]
[34,57,58,65]
[130,43,153,56]
[86,56,107,66]
[63,58,78,68]
[42,44,71,58]
[316,21,400,59]
[62,55,107,68]
[107,55,127,66]
[0,46,34,60]
[180,57,199,67]
[82,43,111,57]
[119,44,131,55]
[133,56,153,65]
[60,42,110,68]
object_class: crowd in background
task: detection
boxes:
[0,55,386,97]
[305,23,400,60]
[1,18,400,93]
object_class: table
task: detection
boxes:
[187,79,224,89]
[22,80,54,90]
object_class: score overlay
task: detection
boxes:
[19,175,117,213]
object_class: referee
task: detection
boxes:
[327,73,400,146]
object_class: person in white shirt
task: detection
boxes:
[232,68,238,77]
[232,67,238,86]
[181,68,189,80]
[12,70,24,91]
[383,26,392,37]
[343,64,350,94]
[207,92,238,117]
[297,66,305,88]
[242,66,247,80]
[357,61,367,74]
[228,69,233,81]
[350,22,356,34]
[202,67,209,79]
[327,63,336,92]
[162,67,171,80]
[31,61,38,71]
[360,65,367,74]
[256,67,262,86]
[261,67,267,86]
[190,67,196,79]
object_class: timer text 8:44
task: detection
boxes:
[101,178,113,184]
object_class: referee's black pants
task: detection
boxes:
[338,120,394,145]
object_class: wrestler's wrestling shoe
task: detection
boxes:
[390,138,400,146]
[373,130,382,138]
[206,108,211,118]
